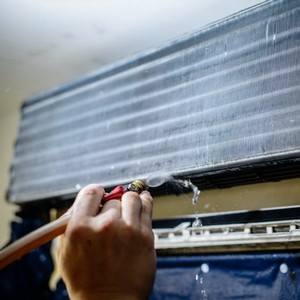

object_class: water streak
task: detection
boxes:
[173,178,201,205]
[146,173,201,206]
[195,269,209,299]
[192,216,202,227]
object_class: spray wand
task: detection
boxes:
[0,174,200,270]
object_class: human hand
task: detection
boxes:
[56,184,156,300]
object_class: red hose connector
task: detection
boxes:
[102,185,127,203]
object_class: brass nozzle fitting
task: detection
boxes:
[127,179,149,194]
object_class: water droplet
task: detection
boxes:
[192,217,202,227]
[201,263,209,273]
[280,263,288,274]
[201,289,208,300]
[195,274,204,284]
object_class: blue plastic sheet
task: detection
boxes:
[1,218,300,299]
[0,219,54,300]
[150,253,300,300]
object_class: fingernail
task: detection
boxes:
[140,190,153,200]
[141,190,151,195]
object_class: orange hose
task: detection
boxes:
[0,212,70,270]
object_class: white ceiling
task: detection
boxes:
[0,0,262,114]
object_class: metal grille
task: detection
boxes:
[8,0,300,204]
[154,220,300,253]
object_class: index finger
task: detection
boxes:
[72,184,105,219]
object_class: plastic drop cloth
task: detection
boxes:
[150,253,300,300]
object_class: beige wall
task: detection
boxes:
[0,106,20,246]
[153,178,300,219]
